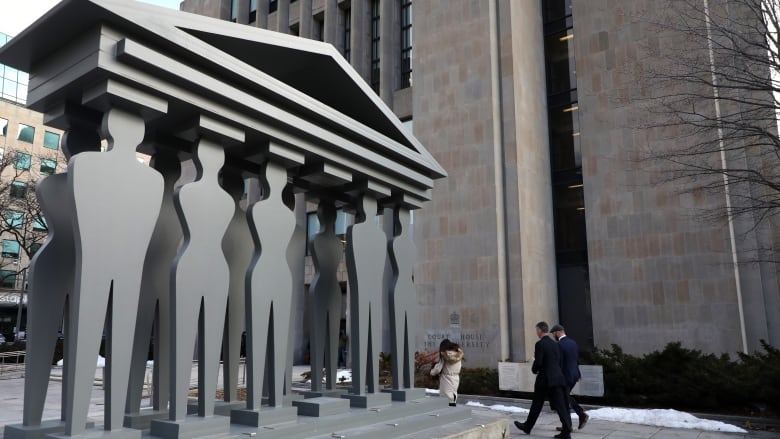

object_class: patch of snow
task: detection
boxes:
[425,388,440,395]
[587,407,747,433]
[57,356,105,368]
[305,369,352,384]
[466,401,530,414]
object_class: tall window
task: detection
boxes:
[17,124,34,143]
[30,243,42,256]
[343,8,351,62]
[0,118,7,137]
[14,152,31,170]
[249,0,257,22]
[370,0,380,93]
[33,216,47,231]
[230,0,238,22]
[542,0,592,348]
[269,0,278,13]
[400,0,412,88]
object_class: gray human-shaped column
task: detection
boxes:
[126,151,182,415]
[284,187,305,396]
[64,107,164,435]
[346,195,386,395]
[169,138,233,420]
[220,170,252,402]
[388,207,418,390]
[245,160,295,409]
[22,125,100,427]
[309,200,343,392]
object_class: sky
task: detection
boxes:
[0,0,182,37]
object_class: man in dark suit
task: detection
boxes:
[514,321,573,439]
[552,324,589,430]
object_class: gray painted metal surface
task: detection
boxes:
[0,0,447,437]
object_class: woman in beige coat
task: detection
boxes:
[430,339,464,406]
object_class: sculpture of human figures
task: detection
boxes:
[169,138,233,421]
[284,188,305,397]
[126,150,182,418]
[245,160,295,410]
[309,200,343,392]
[345,194,386,395]
[19,126,100,431]
[220,170,252,404]
[63,107,164,436]
[388,206,418,390]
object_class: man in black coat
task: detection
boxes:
[552,324,589,430]
[514,321,573,439]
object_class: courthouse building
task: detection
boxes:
[4,0,776,366]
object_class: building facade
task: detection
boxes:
[175,0,779,365]
[0,32,67,339]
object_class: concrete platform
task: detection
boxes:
[4,420,95,439]
[381,387,427,402]
[340,392,393,409]
[123,409,167,430]
[229,406,297,427]
[292,397,350,417]
[150,415,230,439]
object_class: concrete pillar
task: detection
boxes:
[350,0,370,80]
[277,0,290,33]
[323,0,338,46]
[379,0,395,104]
[237,0,249,24]
[255,0,269,28]
[299,0,313,38]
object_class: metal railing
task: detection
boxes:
[0,350,26,378]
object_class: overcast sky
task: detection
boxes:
[0,0,182,37]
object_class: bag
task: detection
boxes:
[430,360,443,376]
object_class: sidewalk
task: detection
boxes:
[0,366,776,439]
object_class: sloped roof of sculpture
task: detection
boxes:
[0,0,445,182]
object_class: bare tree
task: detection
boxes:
[0,146,55,291]
[640,0,780,225]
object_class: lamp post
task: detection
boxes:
[14,266,26,340]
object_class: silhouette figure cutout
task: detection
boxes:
[126,150,182,417]
[388,207,418,389]
[220,170,252,403]
[21,126,101,429]
[169,138,233,421]
[309,200,343,392]
[245,161,295,410]
[284,187,305,397]
[64,107,164,435]
[346,195,386,395]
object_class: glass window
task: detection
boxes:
[43,131,60,149]
[343,8,351,61]
[370,0,380,93]
[0,270,16,288]
[1,240,20,258]
[30,242,42,257]
[5,210,23,229]
[10,181,26,198]
[548,104,581,171]
[269,0,278,13]
[17,124,34,143]
[230,0,238,21]
[249,0,257,22]
[400,0,413,88]
[14,152,31,170]
[40,158,56,175]
[544,30,576,96]
[0,118,7,137]
[33,216,46,231]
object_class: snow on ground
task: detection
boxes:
[305,369,352,384]
[465,402,747,433]
[57,356,105,367]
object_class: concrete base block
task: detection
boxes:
[261,393,303,405]
[301,388,348,399]
[123,409,168,429]
[381,387,427,402]
[341,392,393,409]
[149,416,230,439]
[229,406,298,427]
[292,396,350,417]
[440,418,509,439]
[5,420,95,439]
[45,427,140,439]
[185,400,245,416]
